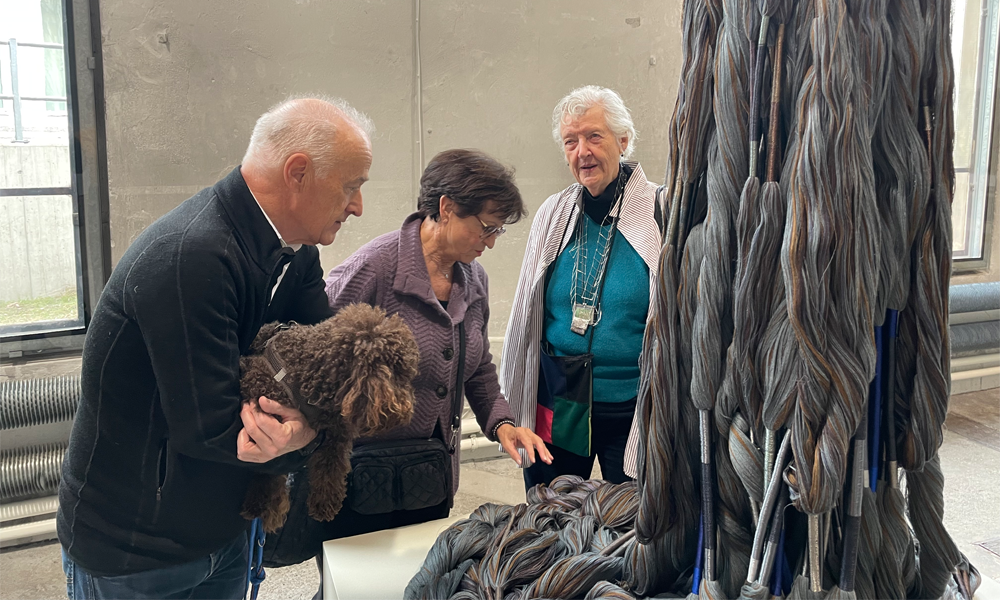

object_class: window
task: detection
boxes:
[0,0,109,358]
[42,0,68,113]
[952,0,998,268]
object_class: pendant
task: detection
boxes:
[571,304,595,335]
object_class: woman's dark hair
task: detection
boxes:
[417,149,527,224]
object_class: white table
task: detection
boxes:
[977,575,1000,600]
[321,514,466,600]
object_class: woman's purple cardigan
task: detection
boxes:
[324,212,515,492]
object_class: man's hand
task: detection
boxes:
[496,423,553,467]
[237,396,318,463]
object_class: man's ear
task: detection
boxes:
[284,153,310,192]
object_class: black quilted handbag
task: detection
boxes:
[346,437,452,514]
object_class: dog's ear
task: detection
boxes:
[250,321,284,355]
[340,365,415,435]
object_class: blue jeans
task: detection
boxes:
[62,531,249,600]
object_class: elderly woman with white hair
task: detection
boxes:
[501,85,662,489]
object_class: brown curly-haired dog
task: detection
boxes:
[239,303,419,532]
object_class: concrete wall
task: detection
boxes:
[97,0,684,336]
[0,145,77,303]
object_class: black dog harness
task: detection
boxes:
[259,324,323,424]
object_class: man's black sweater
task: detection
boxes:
[57,168,332,576]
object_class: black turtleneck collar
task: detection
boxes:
[581,162,633,225]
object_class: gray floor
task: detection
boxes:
[2,389,997,600]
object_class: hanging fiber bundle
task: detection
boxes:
[634,231,690,545]
[776,0,880,516]
[895,0,955,475]
[689,0,758,592]
[633,0,721,560]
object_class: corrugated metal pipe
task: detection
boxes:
[0,375,80,430]
[0,443,66,502]
[949,281,1000,314]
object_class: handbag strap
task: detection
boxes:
[448,321,466,454]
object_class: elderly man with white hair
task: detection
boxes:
[501,85,662,490]
[57,96,373,600]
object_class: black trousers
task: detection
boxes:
[523,397,637,490]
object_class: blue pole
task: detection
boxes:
[692,515,704,594]
[869,324,883,491]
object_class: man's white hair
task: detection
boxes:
[551,85,637,160]
[242,95,375,177]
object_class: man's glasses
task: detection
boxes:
[475,216,506,239]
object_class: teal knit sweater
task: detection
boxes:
[543,215,650,402]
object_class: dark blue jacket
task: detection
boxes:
[57,167,332,576]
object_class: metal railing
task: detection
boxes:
[0,38,68,143]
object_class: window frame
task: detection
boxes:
[953,0,999,273]
[0,0,110,360]
[956,84,999,275]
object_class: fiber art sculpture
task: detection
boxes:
[408,0,979,597]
